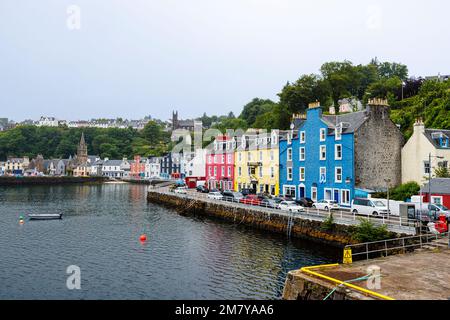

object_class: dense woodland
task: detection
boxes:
[1,58,449,160]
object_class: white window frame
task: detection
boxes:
[431,196,443,205]
[335,125,342,141]
[287,167,293,181]
[228,166,231,177]
[299,167,305,181]
[300,131,306,143]
[320,167,326,183]
[320,128,326,142]
[287,148,293,161]
[270,150,274,161]
[341,189,351,206]
[270,167,274,178]
[324,188,332,200]
[320,145,326,160]
[311,187,318,202]
[299,147,305,161]
[283,185,296,198]
[335,144,342,160]
[335,167,342,183]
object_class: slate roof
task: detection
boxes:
[322,110,368,134]
[420,178,450,194]
[103,160,123,166]
[423,129,450,149]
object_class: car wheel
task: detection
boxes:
[312,205,316,208]
[324,206,328,211]
[352,209,358,214]
[373,212,378,216]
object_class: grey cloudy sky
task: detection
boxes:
[0,0,448,122]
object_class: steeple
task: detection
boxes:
[77,132,88,164]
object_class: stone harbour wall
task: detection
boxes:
[147,191,357,247]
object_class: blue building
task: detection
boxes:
[279,100,404,207]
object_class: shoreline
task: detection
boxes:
[0,176,108,186]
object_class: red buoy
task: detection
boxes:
[139,234,147,242]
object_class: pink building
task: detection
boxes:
[205,135,235,191]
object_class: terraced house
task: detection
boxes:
[279,99,404,207]
[234,129,288,196]
[206,135,235,190]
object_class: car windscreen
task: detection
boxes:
[372,200,385,207]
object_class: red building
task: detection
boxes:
[421,178,450,208]
[130,155,145,179]
[205,135,235,191]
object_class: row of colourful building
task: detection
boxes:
[153,99,449,208]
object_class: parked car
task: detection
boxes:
[174,186,187,194]
[239,194,262,206]
[207,192,223,200]
[222,191,244,202]
[241,188,256,196]
[296,197,314,208]
[260,198,279,209]
[278,201,305,213]
[428,203,450,219]
[196,185,209,193]
[312,199,340,211]
[351,198,389,216]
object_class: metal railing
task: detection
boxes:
[345,231,450,261]
[149,186,418,233]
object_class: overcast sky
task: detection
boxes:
[0,0,449,122]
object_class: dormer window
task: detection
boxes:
[300,131,306,143]
[335,125,342,141]
[271,130,278,145]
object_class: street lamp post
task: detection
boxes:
[384,178,391,218]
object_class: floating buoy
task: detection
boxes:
[139,234,147,242]
[19,219,24,225]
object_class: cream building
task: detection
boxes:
[402,119,450,184]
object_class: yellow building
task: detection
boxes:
[234,129,288,196]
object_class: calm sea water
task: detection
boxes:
[0,184,338,299]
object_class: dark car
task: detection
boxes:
[241,188,256,196]
[196,185,209,193]
[296,197,314,208]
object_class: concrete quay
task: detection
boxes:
[283,248,450,300]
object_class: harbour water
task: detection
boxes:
[0,184,338,299]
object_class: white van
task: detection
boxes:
[351,198,390,216]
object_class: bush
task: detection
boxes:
[321,213,335,231]
[351,218,391,243]
[372,181,420,201]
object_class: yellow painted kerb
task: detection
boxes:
[300,264,395,300]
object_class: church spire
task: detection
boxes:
[77,132,88,164]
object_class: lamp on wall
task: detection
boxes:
[345,177,352,184]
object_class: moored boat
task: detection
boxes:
[28,213,63,220]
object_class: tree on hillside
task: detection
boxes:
[278,75,331,114]
[239,98,276,126]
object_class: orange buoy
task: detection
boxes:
[139,234,147,242]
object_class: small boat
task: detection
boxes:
[28,213,63,220]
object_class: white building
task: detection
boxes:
[144,157,161,179]
[37,116,59,127]
[402,119,450,184]
[186,149,207,178]
[102,159,125,178]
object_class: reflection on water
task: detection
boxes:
[0,184,338,299]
